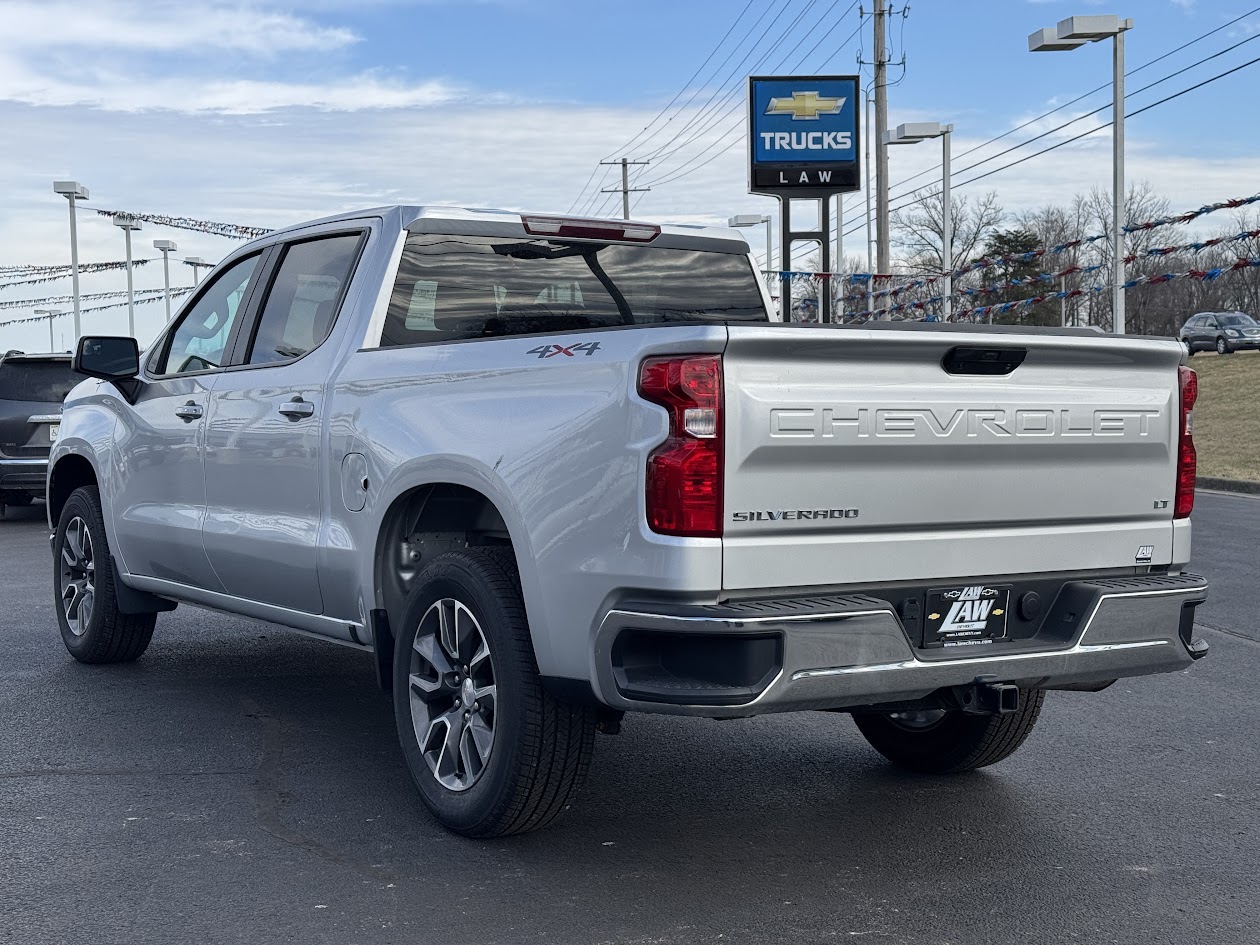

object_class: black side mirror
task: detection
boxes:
[74,336,140,381]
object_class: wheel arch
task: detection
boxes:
[47,452,99,527]
[372,480,540,666]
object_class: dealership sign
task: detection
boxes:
[747,75,861,195]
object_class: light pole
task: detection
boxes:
[184,256,212,285]
[1030,14,1133,334]
[153,239,178,321]
[882,122,954,320]
[729,213,775,292]
[33,309,62,351]
[52,181,88,342]
[112,213,142,336]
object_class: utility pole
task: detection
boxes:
[874,2,890,276]
[865,87,874,274]
[600,158,650,219]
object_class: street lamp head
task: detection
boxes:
[728,214,769,227]
[34,309,63,316]
[53,180,89,199]
[183,256,208,266]
[1057,15,1133,41]
[884,121,952,145]
[1030,15,1133,51]
[153,239,178,252]
[112,212,142,231]
[1028,27,1087,52]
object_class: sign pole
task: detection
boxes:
[819,198,832,324]
[779,203,791,322]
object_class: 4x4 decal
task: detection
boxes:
[526,341,602,359]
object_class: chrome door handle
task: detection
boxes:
[174,402,203,422]
[277,398,315,420]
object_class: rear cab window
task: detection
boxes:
[380,234,767,347]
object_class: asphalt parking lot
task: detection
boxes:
[1,493,1257,945]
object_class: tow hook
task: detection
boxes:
[951,675,1020,716]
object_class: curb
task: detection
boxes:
[1196,476,1260,495]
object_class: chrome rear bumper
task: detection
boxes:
[592,574,1208,717]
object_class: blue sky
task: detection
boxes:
[2,0,1259,349]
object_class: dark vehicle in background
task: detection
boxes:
[0,352,80,516]
[1179,311,1260,355]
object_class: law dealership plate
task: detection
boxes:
[923,584,1011,648]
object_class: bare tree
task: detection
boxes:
[891,187,1004,274]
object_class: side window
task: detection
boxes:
[159,254,260,375]
[245,234,362,366]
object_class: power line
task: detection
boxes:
[627,0,802,162]
[879,28,1260,214]
[604,0,838,214]
[845,49,1260,238]
[603,0,757,161]
[589,0,820,216]
[634,11,864,193]
[879,6,1260,200]
[956,52,1260,191]
[568,0,773,212]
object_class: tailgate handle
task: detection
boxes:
[941,345,1027,376]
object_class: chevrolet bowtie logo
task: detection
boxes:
[765,91,845,120]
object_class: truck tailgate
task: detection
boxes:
[721,326,1186,591]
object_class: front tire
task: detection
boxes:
[392,547,596,837]
[53,486,156,663]
[853,689,1046,774]
[1216,337,1231,355]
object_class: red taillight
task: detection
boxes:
[521,214,660,243]
[1174,365,1197,519]
[639,355,723,537]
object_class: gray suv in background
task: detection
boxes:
[0,352,78,516]
[1179,311,1260,354]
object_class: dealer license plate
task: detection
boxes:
[923,584,1011,649]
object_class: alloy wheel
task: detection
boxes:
[408,598,497,792]
[59,516,96,636]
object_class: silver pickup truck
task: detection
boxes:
[49,206,1209,836]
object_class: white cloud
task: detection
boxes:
[1,1,359,54]
[0,62,464,113]
[0,0,475,113]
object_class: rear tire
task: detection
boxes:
[392,547,597,837]
[853,689,1046,774]
[1184,340,1194,357]
[53,486,156,663]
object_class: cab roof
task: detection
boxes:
[253,205,753,255]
